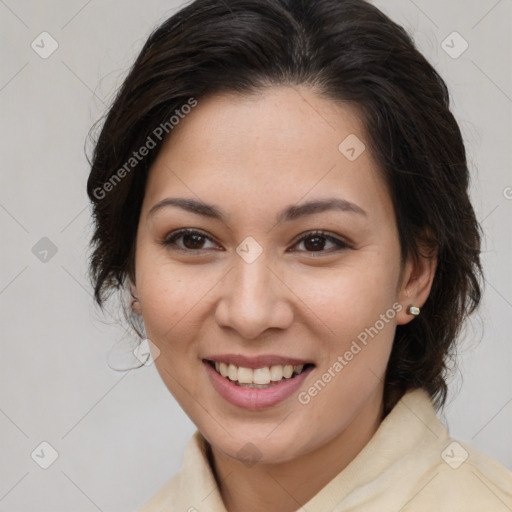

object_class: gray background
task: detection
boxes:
[0,1,511,511]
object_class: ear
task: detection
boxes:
[129,280,142,316]
[396,237,437,326]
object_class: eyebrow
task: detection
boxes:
[148,197,367,223]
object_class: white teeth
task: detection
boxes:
[210,361,308,385]
[253,367,271,385]
[237,367,253,384]
[270,365,283,381]
[219,362,228,378]
[228,363,238,381]
[283,364,293,378]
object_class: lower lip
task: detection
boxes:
[203,360,314,410]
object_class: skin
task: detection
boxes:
[131,86,437,512]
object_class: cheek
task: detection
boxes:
[134,234,219,328]
[134,258,217,402]
[137,264,215,339]
[286,252,399,397]
[288,252,399,337]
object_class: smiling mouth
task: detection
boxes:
[204,359,315,389]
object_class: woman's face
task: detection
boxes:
[133,86,420,465]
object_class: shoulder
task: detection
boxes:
[362,389,512,511]
[408,437,512,511]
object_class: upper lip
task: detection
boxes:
[203,354,314,369]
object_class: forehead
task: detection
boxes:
[143,86,392,222]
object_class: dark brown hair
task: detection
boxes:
[87,0,483,412]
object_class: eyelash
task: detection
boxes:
[161,228,352,256]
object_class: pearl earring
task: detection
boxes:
[408,305,420,316]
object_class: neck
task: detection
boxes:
[208,388,385,512]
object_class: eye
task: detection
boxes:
[161,229,351,255]
[290,230,351,255]
[161,229,220,252]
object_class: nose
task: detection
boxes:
[214,253,294,340]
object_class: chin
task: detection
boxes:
[205,422,311,466]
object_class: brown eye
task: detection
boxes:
[302,235,328,251]
[181,232,206,249]
[162,229,218,252]
[292,231,350,255]
[161,229,350,256]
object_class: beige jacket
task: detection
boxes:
[137,388,512,511]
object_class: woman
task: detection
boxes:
[86,0,512,510]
